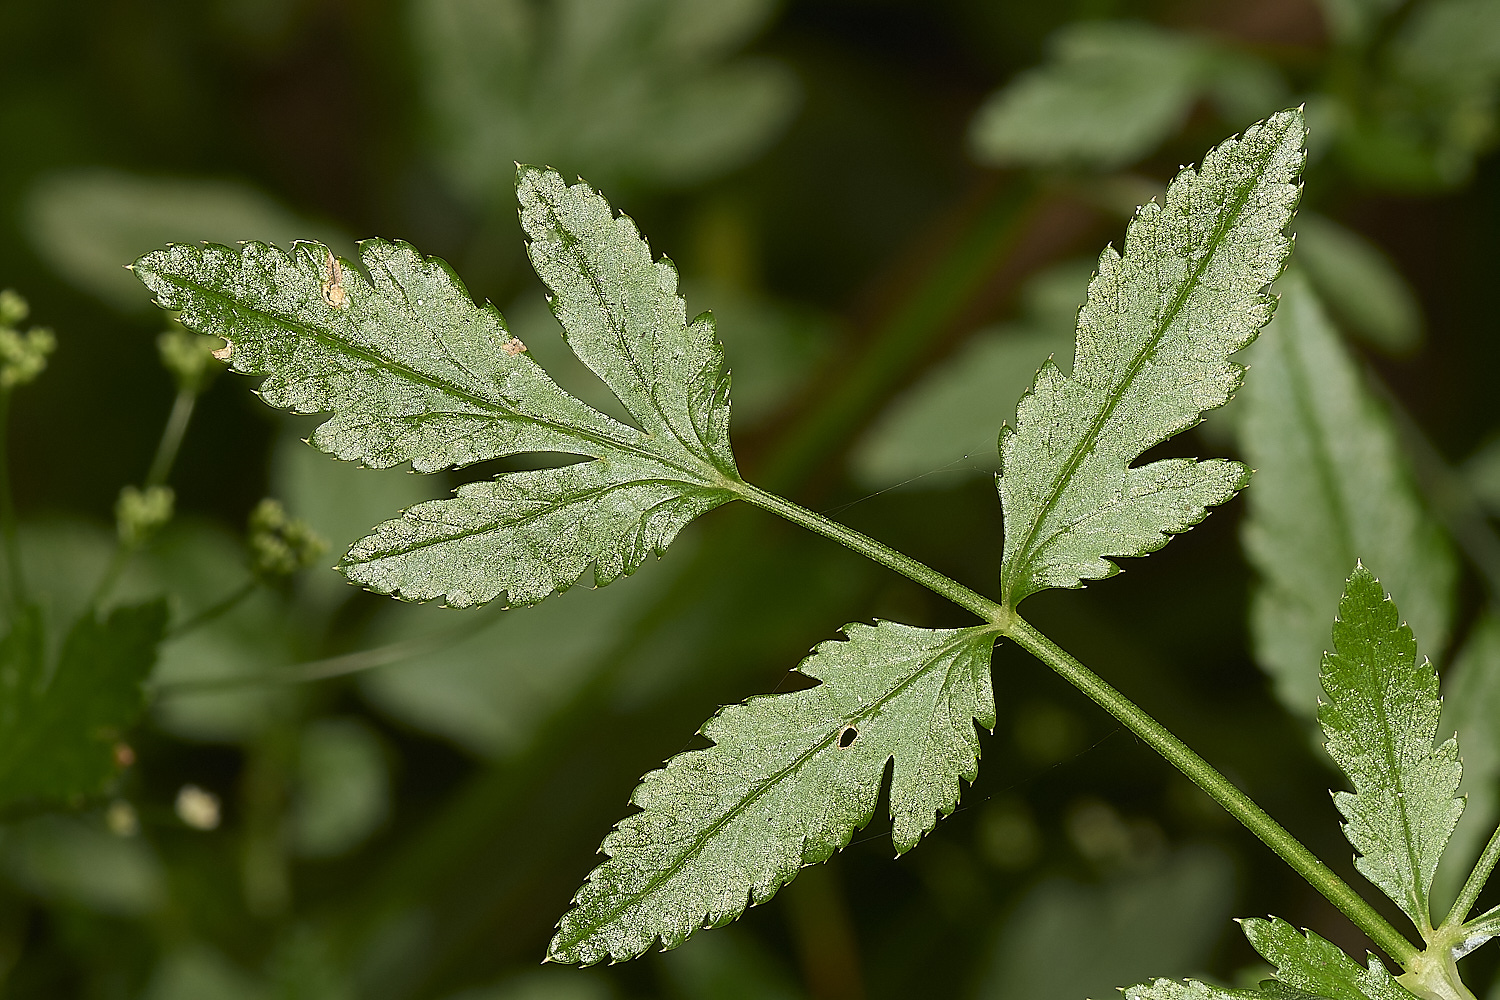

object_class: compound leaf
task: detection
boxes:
[1321,564,1463,931]
[1239,276,1454,718]
[135,168,742,609]
[0,601,168,810]
[1240,917,1417,1000]
[997,109,1304,606]
[549,621,997,965]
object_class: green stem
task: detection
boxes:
[90,388,201,611]
[146,388,197,489]
[735,481,1006,625]
[0,389,22,608]
[166,579,257,639]
[1005,615,1419,966]
[1448,821,1500,930]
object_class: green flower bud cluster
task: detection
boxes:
[0,290,57,390]
[115,485,175,547]
[157,321,224,394]
[248,498,327,578]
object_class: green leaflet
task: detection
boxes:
[1239,917,1418,1000]
[0,601,168,809]
[1239,276,1455,718]
[134,167,742,608]
[549,621,997,965]
[1320,564,1463,932]
[997,109,1304,606]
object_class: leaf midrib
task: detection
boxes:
[1348,627,1434,929]
[1002,138,1277,604]
[345,476,730,564]
[539,195,724,473]
[554,628,994,959]
[150,264,714,481]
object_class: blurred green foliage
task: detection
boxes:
[2,0,1500,998]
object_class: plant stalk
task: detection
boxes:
[1005,614,1419,966]
[736,481,1007,626]
[1447,821,1500,931]
[146,388,197,489]
[0,389,22,608]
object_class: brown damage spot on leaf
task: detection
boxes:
[502,337,528,356]
[320,248,350,310]
[212,339,233,360]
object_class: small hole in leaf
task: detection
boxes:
[838,726,858,749]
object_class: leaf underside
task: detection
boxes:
[1238,275,1455,718]
[0,601,167,810]
[996,109,1305,607]
[134,166,741,608]
[549,621,997,965]
[1320,564,1462,931]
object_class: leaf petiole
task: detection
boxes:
[734,480,1008,627]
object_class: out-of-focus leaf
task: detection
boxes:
[850,259,1088,489]
[23,168,348,310]
[415,0,796,200]
[143,945,267,1000]
[655,926,804,1000]
[0,600,167,809]
[1462,437,1500,516]
[271,424,445,613]
[361,554,679,758]
[969,22,1210,170]
[1317,0,1404,46]
[442,968,616,1000]
[977,846,1235,1000]
[1239,276,1455,718]
[3,814,165,915]
[143,522,300,743]
[550,621,997,965]
[1293,215,1423,354]
[1337,0,1500,187]
[136,168,744,609]
[998,111,1304,606]
[1320,564,1462,930]
[290,717,389,858]
[1435,613,1500,911]
[1239,917,1416,1000]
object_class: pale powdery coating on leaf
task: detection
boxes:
[133,167,743,609]
[1239,917,1418,1000]
[997,109,1305,607]
[549,621,997,965]
[1125,978,1252,999]
[1320,564,1463,931]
